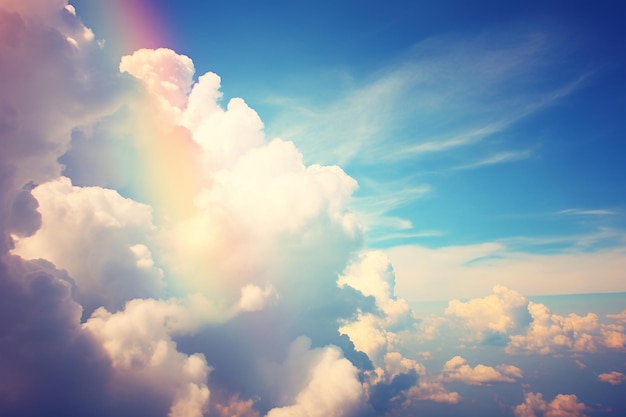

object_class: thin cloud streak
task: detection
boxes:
[449,149,534,171]
[267,32,591,169]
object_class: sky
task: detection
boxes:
[0,0,624,416]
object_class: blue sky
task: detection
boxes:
[77,0,626,246]
[2,1,625,416]
[72,0,626,299]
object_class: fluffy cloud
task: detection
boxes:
[446,284,531,342]
[338,251,414,365]
[0,0,118,251]
[444,286,626,354]
[597,371,626,385]
[83,295,229,417]
[264,337,370,417]
[119,48,194,120]
[11,176,164,314]
[513,392,588,417]
[403,379,461,405]
[506,302,626,354]
[440,355,522,385]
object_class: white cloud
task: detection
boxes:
[264,337,368,417]
[387,242,626,302]
[11,177,164,313]
[267,30,588,169]
[403,378,461,405]
[338,251,414,366]
[237,283,277,313]
[450,149,533,171]
[83,295,231,417]
[119,48,194,121]
[513,392,588,417]
[446,285,530,341]
[440,355,522,385]
[557,209,617,216]
[506,302,624,354]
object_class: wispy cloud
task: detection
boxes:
[266,30,590,169]
[558,208,617,216]
[450,150,534,171]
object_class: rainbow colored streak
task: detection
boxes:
[82,0,172,56]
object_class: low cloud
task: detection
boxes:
[440,356,522,385]
[387,243,626,302]
[597,371,626,385]
[513,392,588,417]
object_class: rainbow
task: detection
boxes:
[75,0,172,57]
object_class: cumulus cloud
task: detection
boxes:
[513,392,588,417]
[443,286,626,355]
[11,176,164,314]
[403,378,461,405]
[264,337,370,417]
[338,251,414,365]
[506,302,626,354]
[82,295,227,417]
[440,355,522,385]
[597,371,626,385]
[446,284,531,343]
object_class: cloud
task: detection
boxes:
[440,356,522,385]
[513,392,588,417]
[403,378,461,405]
[506,301,626,354]
[0,0,119,250]
[236,284,278,313]
[2,2,623,416]
[557,209,617,216]
[450,149,534,171]
[597,371,626,385]
[338,251,414,365]
[387,242,626,302]
[11,176,164,314]
[264,337,370,417]
[267,30,588,169]
[432,286,626,355]
[446,284,531,342]
[119,48,194,120]
[83,296,227,417]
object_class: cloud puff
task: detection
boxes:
[440,355,522,385]
[119,48,194,120]
[506,302,626,354]
[513,392,588,417]
[443,286,626,354]
[83,295,231,417]
[402,379,461,405]
[264,337,370,417]
[0,0,118,251]
[597,371,626,385]
[11,176,164,314]
[338,251,414,365]
[446,284,531,343]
